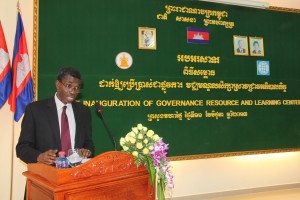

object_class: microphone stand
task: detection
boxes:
[95,107,118,151]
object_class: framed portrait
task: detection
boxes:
[138,27,156,50]
[233,35,249,56]
[249,37,264,56]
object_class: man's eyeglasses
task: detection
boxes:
[59,81,81,93]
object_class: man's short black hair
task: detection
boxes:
[56,67,82,82]
[253,41,259,46]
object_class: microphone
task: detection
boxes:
[95,103,118,151]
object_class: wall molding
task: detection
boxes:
[170,148,300,161]
[269,6,300,13]
[168,183,300,199]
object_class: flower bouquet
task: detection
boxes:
[120,124,174,200]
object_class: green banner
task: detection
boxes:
[37,0,300,157]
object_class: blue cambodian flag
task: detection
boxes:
[187,27,209,44]
[0,21,12,108]
[8,12,34,121]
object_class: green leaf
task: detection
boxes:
[146,157,156,189]
[136,159,142,168]
[157,180,165,200]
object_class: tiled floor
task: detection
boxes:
[209,188,300,200]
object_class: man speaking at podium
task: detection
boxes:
[16,67,94,165]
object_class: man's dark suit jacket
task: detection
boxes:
[236,48,246,53]
[16,97,94,163]
[252,50,261,54]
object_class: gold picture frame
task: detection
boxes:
[138,27,156,50]
[233,35,249,56]
[249,37,264,56]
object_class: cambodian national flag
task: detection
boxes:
[0,21,12,109]
[8,12,34,122]
[187,27,209,44]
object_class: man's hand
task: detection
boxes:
[80,148,91,158]
[37,149,58,165]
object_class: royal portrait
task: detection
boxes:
[138,27,157,50]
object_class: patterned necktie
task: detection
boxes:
[61,106,71,154]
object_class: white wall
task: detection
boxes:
[0,0,299,200]
[256,0,300,9]
[171,152,300,197]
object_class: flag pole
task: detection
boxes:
[17,0,20,12]
[11,1,19,198]
[10,1,20,198]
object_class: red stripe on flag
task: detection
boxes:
[9,52,19,112]
[18,31,28,54]
[0,22,9,52]
[16,72,31,97]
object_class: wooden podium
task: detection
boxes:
[23,151,155,200]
